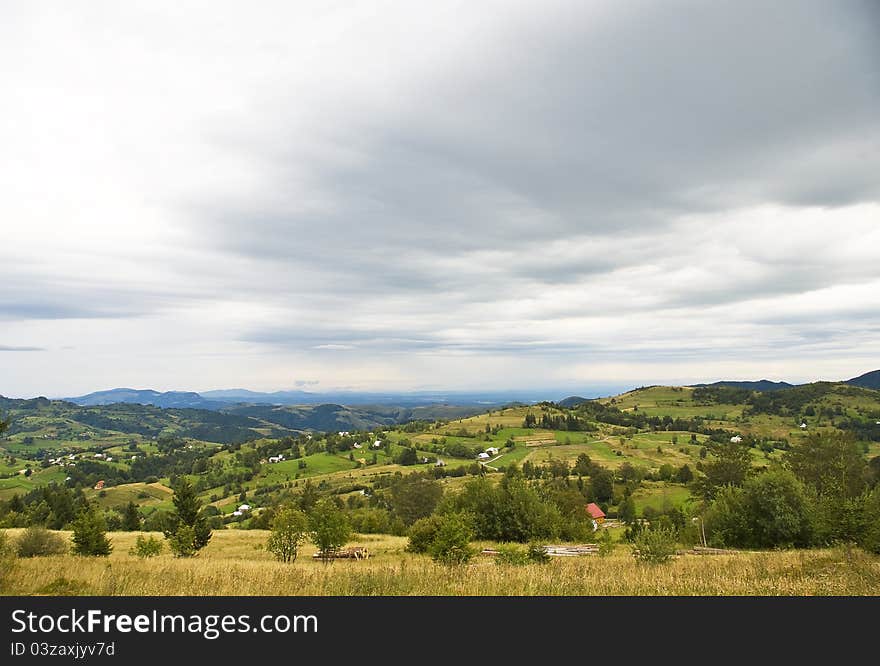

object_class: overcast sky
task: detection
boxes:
[2,0,879,398]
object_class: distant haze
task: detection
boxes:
[2,1,879,397]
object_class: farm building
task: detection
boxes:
[485,447,499,455]
[730,435,742,443]
[268,455,284,463]
[94,480,105,490]
[586,503,605,523]
[372,440,383,448]
[477,452,490,460]
[799,423,808,429]
[238,504,251,512]
[435,459,447,467]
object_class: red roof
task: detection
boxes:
[586,503,605,519]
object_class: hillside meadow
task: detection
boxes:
[2,529,879,596]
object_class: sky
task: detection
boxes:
[2,0,879,398]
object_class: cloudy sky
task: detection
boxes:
[2,0,879,398]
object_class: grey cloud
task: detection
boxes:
[0,345,45,352]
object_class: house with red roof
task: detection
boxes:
[586,502,606,524]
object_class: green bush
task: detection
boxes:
[596,529,615,557]
[129,535,163,558]
[406,514,444,554]
[428,512,475,566]
[16,526,68,558]
[527,542,551,563]
[494,544,530,566]
[632,526,678,565]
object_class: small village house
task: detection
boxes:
[586,502,606,524]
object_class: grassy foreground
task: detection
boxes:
[2,530,879,596]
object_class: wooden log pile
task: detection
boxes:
[676,546,739,556]
[312,547,370,560]
[481,544,599,557]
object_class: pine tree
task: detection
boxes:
[122,501,141,531]
[164,478,211,557]
[71,507,113,556]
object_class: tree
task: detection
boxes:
[267,506,309,563]
[395,446,418,466]
[618,495,637,525]
[428,512,475,565]
[786,432,866,499]
[71,508,113,556]
[705,469,812,548]
[390,475,443,525]
[309,499,351,562]
[574,453,592,477]
[164,478,212,557]
[675,464,694,484]
[695,441,752,499]
[298,480,319,512]
[122,501,141,531]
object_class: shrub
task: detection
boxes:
[129,535,163,558]
[632,526,677,564]
[527,542,551,563]
[16,526,68,558]
[596,529,615,557]
[495,544,530,566]
[428,512,475,566]
[406,514,445,554]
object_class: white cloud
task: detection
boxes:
[1,1,878,397]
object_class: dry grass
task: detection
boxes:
[2,529,879,596]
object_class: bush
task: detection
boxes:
[632,526,677,564]
[16,526,68,558]
[129,535,163,558]
[428,512,475,566]
[495,544,530,566]
[596,528,615,557]
[527,542,551,564]
[406,514,445,554]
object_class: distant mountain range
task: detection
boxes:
[62,387,605,410]
[689,369,880,392]
[57,369,880,411]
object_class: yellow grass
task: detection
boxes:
[2,529,879,596]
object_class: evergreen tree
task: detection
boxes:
[164,478,211,557]
[71,507,113,556]
[122,501,141,531]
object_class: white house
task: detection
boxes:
[477,452,490,460]
[435,459,447,467]
[238,504,252,512]
[799,423,808,429]
[338,431,350,437]
[353,443,362,449]
[485,447,499,455]
[232,510,243,517]
[372,440,383,448]
[268,455,284,463]
[730,436,742,443]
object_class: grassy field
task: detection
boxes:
[2,529,878,596]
